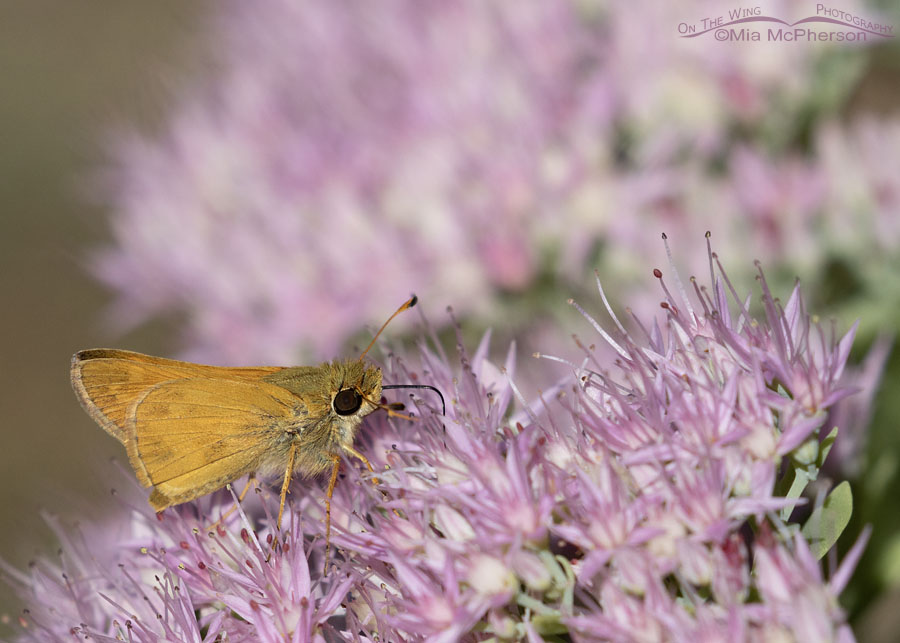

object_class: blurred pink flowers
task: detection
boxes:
[93,0,893,364]
[7,252,869,640]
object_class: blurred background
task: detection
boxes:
[0,0,211,615]
[1,1,899,640]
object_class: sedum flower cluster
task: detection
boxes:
[6,249,868,641]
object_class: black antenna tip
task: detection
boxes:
[408,294,418,308]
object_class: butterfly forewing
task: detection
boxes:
[125,377,303,510]
[71,349,283,441]
[70,349,304,511]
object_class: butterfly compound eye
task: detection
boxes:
[333,388,363,416]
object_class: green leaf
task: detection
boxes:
[557,554,576,612]
[531,613,569,636]
[777,426,839,521]
[778,465,812,521]
[817,426,839,468]
[802,481,853,559]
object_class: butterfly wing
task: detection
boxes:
[124,377,304,510]
[71,349,284,442]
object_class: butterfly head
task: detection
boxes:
[328,359,383,420]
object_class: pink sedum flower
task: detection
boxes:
[7,248,869,640]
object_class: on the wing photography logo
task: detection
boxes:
[678,4,894,42]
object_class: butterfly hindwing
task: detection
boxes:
[124,377,304,510]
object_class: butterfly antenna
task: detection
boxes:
[359,294,418,360]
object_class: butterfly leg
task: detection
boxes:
[342,444,403,520]
[205,473,257,531]
[342,443,379,485]
[277,443,298,530]
[384,407,417,422]
[237,473,257,502]
[323,453,341,575]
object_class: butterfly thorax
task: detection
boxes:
[262,359,383,455]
